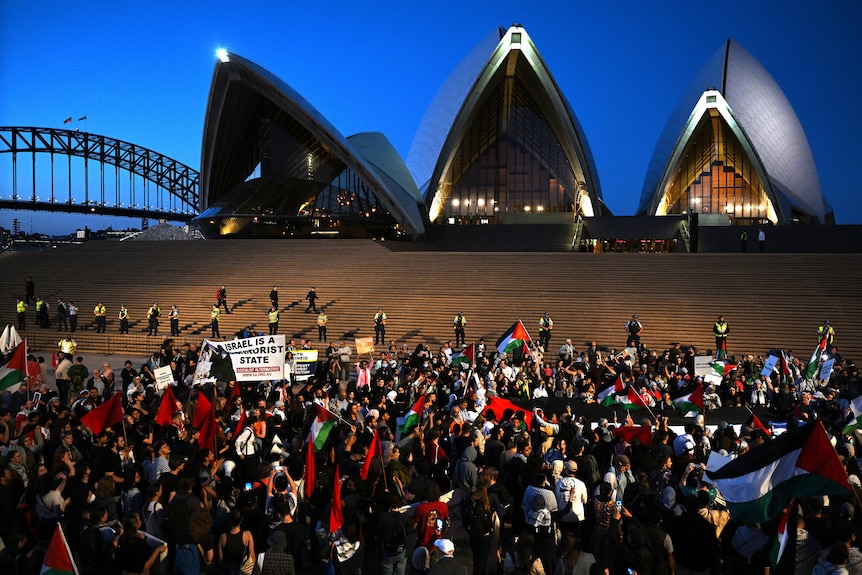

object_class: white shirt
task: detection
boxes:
[556,475,588,521]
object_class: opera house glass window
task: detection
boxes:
[441,62,576,223]
[657,108,776,225]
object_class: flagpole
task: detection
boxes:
[320,404,357,430]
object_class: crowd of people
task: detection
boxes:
[0,302,860,575]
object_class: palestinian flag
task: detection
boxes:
[311,404,337,451]
[451,344,474,368]
[842,395,862,435]
[610,424,653,447]
[745,413,772,437]
[769,499,798,573]
[398,394,427,436]
[710,360,736,377]
[495,320,532,355]
[705,421,851,523]
[673,384,704,415]
[41,524,78,575]
[0,340,29,391]
[622,387,649,410]
[598,375,625,406]
[804,338,827,380]
[80,392,124,436]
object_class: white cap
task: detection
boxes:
[434,539,454,555]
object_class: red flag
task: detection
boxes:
[193,393,213,429]
[359,428,382,480]
[195,392,216,450]
[228,381,241,404]
[611,424,653,447]
[80,392,124,436]
[330,465,344,533]
[235,409,247,435]
[155,385,177,427]
[481,396,533,428]
[51,352,57,370]
[304,432,315,500]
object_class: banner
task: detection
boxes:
[293,349,319,382]
[200,335,285,382]
[355,337,375,355]
[761,355,779,377]
[154,365,174,390]
[820,358,835,382]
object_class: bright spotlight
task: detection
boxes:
[216,48,229,63]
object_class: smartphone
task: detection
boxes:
[435,519,443,531]
[244,482,253,491]
[32,391,42,405]
[615,500,622,510]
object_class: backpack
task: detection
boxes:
[173,542,203,575]
[467,499,494,538]
[166,492,194,538]
[381,513,407,554]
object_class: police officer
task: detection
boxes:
[16,298,27,330]
[68,301,78,333]
[118,305,130,334]
[625,314,642,348]
[713,316,728,359]
[93,301,107,333]
[268,305,280,335]
[210,304,221,338]
[147,303,161,336]
[538,312,553,350]
[453,312,467,347]
[817,321,835,346]
[317,311,328,342]
[169,305,180,336]
[374,308,387,344]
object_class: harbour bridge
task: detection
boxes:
[0,126,199,222]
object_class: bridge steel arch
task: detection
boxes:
[0,126,199,221]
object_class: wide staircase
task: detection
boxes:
[2,240,860,364]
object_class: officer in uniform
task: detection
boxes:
[453,312,467,348]
[374,308,387,344]
[68,301,78,333]
[210,304,221,338]
[118,305,130,334]
[538,312,553,350]
[169,305,180,336]
[93,302,107,333]
[147,303,161,336]
[305,287,318,313]
[625,314,642,348]
[56,298,69,332]
[16,298,27,330]
[268,306,280,335]
[713,316,728,359]
[817,321,835,346]
[317,311,328,342]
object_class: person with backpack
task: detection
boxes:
[379,492,409,575]
[521,473,558,575]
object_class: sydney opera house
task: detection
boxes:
[194,26,832,244]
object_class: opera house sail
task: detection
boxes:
[639,39,833,225]
[408,26,603,225]
[196,52,426,239]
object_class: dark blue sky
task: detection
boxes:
[1,1,860,233]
